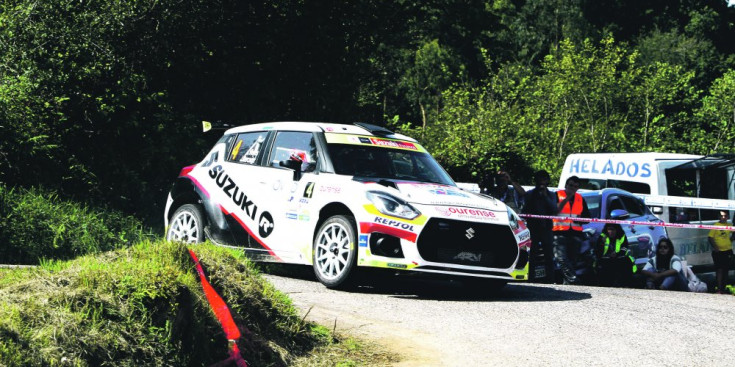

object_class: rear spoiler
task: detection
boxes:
[202,120,235,133]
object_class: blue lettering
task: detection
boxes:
[626,163,639,177]
[641,163,651,178]
[591,160,599,173]
[602,160,614,175]
[570,159,580,173]
[615,162,625,175]
[581,159,590,173]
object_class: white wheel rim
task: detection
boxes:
[168,211,200,244]
[315,222,351,280]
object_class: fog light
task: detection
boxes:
[369,233,404,258]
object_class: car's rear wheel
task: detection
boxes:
[167,204,205,244]
[313,215,358,289]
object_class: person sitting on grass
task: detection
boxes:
[641,238,688,291]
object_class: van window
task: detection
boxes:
[666,168,729,221]
[577,178,651,194]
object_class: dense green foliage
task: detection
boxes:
[0,241,387,366]
[1,1,734,223]
[0,183,147,264]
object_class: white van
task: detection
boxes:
[558,152,735,270]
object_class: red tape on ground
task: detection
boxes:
[518,214,735,231]
[189,249,248,367]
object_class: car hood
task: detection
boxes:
[380,182,505,211]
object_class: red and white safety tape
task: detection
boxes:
[189,249,249,367]
[518,214,735,232]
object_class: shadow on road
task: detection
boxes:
[258,263,591,302]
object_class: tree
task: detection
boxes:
[694,70,735,153]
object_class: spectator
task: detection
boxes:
[478,172,493,195]
[594,223,636,287]
[522,170,557,283]
[707,210,734,294]
[641,238,688,291]
[488,170,525,213]
[552,175,591,285]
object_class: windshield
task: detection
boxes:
[326,143,455,185]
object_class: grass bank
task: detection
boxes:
[0,240,395,366]
[0,184,148,264]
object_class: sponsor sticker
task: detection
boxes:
[373,216,416,232]
[319,185,341,194]
[359,235,368,247]
[434,206,498,221]
[369,138,417,150]
[428,188,470,198]
[387,263,408,269]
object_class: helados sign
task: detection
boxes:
[566,157,652,178]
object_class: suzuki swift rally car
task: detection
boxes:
[164,122,531,289]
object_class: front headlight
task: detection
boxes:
[366,191,420,220]
[507,207,520,231]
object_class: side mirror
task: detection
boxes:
[279,158,302,181]
[609,209,630,219]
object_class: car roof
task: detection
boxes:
[224,121,417,142]
[579,187,639,198]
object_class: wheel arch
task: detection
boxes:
[168,178,207,223]
[314,202,356,241]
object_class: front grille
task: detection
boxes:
[417,218,519,268]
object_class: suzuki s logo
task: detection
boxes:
[465,227,475,239]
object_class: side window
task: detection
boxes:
[620,196,645,216]
[228,132,268,164]
[268,131,318,172]
[607,196,624,217]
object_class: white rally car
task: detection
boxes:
[165,122,530,289]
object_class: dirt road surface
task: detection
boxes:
[264,268,735,367]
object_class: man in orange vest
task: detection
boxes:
[552,175,590,285]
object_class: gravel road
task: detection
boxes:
[264,268,735,367]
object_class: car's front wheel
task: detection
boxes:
[312,215,358,289]
[167,204,205,244]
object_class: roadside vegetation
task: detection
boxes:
[0,184,148,264]
[0,240,395,366]
[0,189,393,366]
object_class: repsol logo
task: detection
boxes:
[568,158,652,178]
[209,165,274,238]
[374,216,415,231]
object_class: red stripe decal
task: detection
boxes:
[360,222,418,242]
[218,205,283,262]
[188,249,248,367]
[184,173,211,199]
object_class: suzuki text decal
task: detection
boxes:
[209,165,274,238]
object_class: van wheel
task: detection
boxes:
[167,204,205,244]
[313,215,358,289]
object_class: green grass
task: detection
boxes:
[0,241,396,366]
[0,184,150,265]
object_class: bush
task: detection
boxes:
[0,184,149,264]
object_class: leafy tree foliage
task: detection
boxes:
[1,0,734,224]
